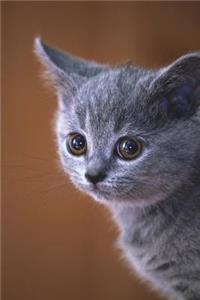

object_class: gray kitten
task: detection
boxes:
[34,38,200,300]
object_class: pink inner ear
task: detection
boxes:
[194,83,200,100]
[160,98,169,114]
[195,85,200,93]
[159,84,196,117]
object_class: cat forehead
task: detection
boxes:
[78,66,148,98]
[73,67,153,134]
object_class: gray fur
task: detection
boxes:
[34,37,200,300]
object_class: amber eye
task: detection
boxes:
[67,133,87,156]
[116,137,142,160]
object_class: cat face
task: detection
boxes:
[56,69,199,206]
[34,38,200,206]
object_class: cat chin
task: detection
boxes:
[86,188,166,209]
[85,188,114,204]
[70,177,166,207]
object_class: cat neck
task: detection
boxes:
[108,178,200,242]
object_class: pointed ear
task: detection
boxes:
[153,52,200,87]
[34,38,78,98]
[150,52,200,119]
[34,37,107,97]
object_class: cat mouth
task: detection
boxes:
[88,183,113,197]
[78,181,115,200]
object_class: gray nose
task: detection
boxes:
[85,171,106,184]
[85,154,108,184]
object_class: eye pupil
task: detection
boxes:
[67,133,87,155]
[72,135,85,150]
[117,137,142,160]
[122,140,137,154]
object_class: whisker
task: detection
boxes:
[3,164,43,172]
[11,152,55,163]
[32,182,70,214]
[37,182,67,195]
[20,170,64,180]
[13,175,64,183]
[26,181,67,197]
[4,162,65,179]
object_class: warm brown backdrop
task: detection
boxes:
[2,2,200,300]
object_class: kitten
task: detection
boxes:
[34,38,200,300]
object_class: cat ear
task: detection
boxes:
[34,37,78,98]
[34,37,107,100]
[151,52,200,118]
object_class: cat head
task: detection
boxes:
[34,38,200,207]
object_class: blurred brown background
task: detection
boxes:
[2,2,200,300]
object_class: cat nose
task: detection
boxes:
[85,171,106,184]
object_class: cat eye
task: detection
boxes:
[116,137,142,160]
[67,133,87,156]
